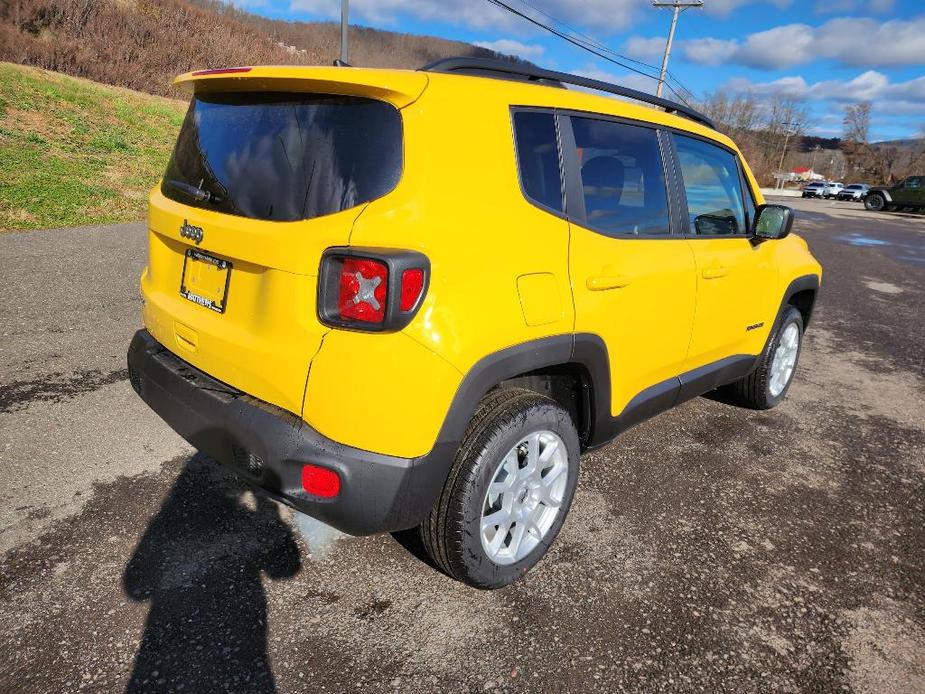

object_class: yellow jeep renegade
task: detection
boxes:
[128,58,821,588]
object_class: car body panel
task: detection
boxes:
[683,236,779,369]
[568,227,698,416]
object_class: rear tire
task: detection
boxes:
[730,307,804,410]
[419,388,580,589]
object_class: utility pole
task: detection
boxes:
[776,122,798,189]
[651,1,704,98]
[340,0,349,64]
[810,144,822,174]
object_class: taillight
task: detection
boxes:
[400,269,425,311]
[191,67,253,76]
[301,464,340,498]
[338,258,388,324]
[318,248,429,332]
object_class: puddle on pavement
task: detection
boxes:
[832,233,925,266]
[292,512,346,559]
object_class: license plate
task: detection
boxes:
[180,249,231,313]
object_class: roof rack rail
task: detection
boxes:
[420,57,715,130]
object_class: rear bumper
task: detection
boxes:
[127,329,454,535]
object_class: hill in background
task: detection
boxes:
[0,0,519,97]
[0,62,185,230]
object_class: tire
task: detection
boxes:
[730,307,804,410]
[865,194,886,211]
[419,387,580,589]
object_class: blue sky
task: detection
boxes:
[234,0,923,141]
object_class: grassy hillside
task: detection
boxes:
[0,63,185,231]
[1,0,518,98]
[0,1,525,231]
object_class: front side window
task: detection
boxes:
[674,134,748,236]
[512,111,564,213]
[906,177,923,189]
[162,92,403,222]
[570,117,670,236]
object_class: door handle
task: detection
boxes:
[701,265,729,280]
[586,275,632,291]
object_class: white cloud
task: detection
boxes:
[683,37,739,66]
[701,0,791,17]
[622,36,666,62]
[725,71,925,113]
[814,0,895,14]
[289,0,642,33]
[474,39,544,60]
[684,16,925,69]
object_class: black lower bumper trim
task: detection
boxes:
[127,330,454,535]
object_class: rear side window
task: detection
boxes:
[674,135,747,236]
[513,111,564,213]
[571,117,670,236]
[162,92,402,222]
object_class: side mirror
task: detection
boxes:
[752,204,794,241]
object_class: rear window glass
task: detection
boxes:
[162,92,402,222]
[513,111,564,213]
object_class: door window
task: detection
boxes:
[570,117,670,237]
[906,177,923,189]
[512,111,564,213]
[674,135,748,236]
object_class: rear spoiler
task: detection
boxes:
[173,66,429,109]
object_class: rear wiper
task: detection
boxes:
[164,178,222,204]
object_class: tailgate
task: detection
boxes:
[140,70,423,416]
[142,194,356,416]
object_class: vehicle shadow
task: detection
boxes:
[123,454,301,693]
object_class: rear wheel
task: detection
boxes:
[419,388,580,589]
[730,307,804,410]
[864,194,886,211]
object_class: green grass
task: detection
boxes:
[0,62,187,231]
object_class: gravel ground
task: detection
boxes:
[1,198,923,692]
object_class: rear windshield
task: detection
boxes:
[162,92,402,222]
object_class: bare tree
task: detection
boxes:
[843,102,871,143]
[841,102,873,179]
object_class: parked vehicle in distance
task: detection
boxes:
[836,183,870,201]
[127,58,822,588]
[864,176,925,212]
[822,182,844,199]
[801,181,827,198]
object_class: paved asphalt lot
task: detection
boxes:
[1,197,923,692]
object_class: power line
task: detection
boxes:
[512,0,701,106]
[511,0,667,72]
[484,0,657,81]
[483,0,700,110]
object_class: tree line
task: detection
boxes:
[700,91,924,186]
